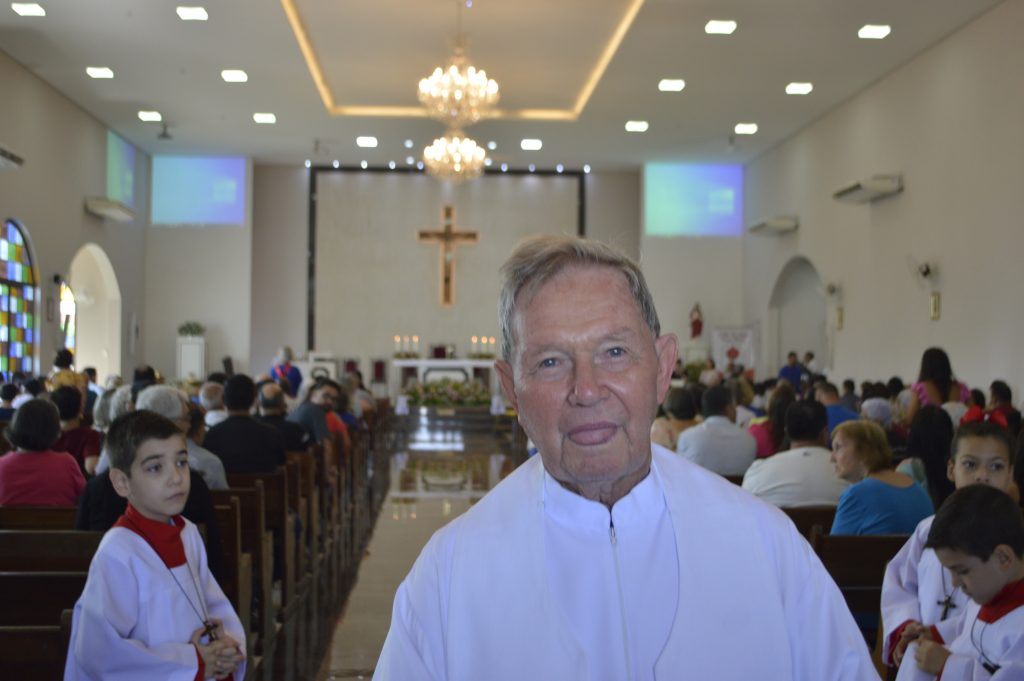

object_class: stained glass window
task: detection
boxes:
[0,220,37,377]
[60,282,76,354]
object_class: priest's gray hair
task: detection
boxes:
[498,235,661,362]
[136,385,188,423]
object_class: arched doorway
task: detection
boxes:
[68,244,122,381]
[767,256,827,375]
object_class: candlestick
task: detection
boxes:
[471,336,478,353]
[403,335,410,352]
[412,335,420,354]
[394,335,401,353]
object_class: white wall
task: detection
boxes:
[743,0,1024,393]
[586,170,640,261]
[69,244,122,381]
[142,162,253,379]
[0,50,148,378]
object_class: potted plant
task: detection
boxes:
[177,321,205,337]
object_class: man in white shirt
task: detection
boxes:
[374,235,876,681]
[743,399,849,507]
[675,385,757,476]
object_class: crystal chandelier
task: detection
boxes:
[418,47,499,127]
[423,130,486,183]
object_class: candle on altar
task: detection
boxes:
[471,336,478,353]
[402,336,410,352]
[412,335,420,354]
[488,336,496,349]
[394,335,401,353]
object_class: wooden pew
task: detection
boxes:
[0,530,103,571]
[0,571,87,625]
[781,506,837,540]
[286,451,318,671]
[0,505,77,530]
[226,469,297,681]
[0,608,72,681]
[809,528,909,615]
[211,482,274,680]
[214,497,252,641]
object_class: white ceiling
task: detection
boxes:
[0,0,1006,170]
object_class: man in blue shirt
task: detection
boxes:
[778,351,803,390]
[815,381,859,438]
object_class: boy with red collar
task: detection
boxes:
[897,485,1024,680]
[64,411,246,681]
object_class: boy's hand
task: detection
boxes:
[914,639,951,675]
[192,621,245,679]
[893,621,926,665]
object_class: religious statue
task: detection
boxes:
[689,303,703,339]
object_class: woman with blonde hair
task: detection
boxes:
[830,420,933,535]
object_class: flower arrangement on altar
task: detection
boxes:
[404,378,490,407]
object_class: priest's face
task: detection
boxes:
[497,265,677,503]
[110,434,191,523]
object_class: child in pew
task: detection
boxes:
[896,485,1024,680]
[883,421,1015,668]
[64,411,246,681]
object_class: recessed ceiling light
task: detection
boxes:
[528,164,536,173]
[625,120,649,133]
[138,110,162,122]
[360,160,368,169]
[405,156,415,165]
[176,6,208,21]
[500,163,508,172]
[356,136,378,148]
[734,122,758,135]
[583,164,591,174]
[556,164,564,173]
[304,160,311,168]
[11,3,45,16]
[86,67,114,79]
[416,161,424,170]
[520,138,542,151]
[785,82,813,95]
[487,140,497,150]
[403,139,414,149]
[333,160,340,169]
[705,20,736,35]
[658,79,685,92]
[858,24,891,40]
[388,161,396,170]
[253,112,276,124]
[484,158,493,167]
[221,70,248,83]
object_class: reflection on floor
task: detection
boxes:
[316,410,526,680]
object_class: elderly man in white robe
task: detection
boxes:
[374,235,878,681]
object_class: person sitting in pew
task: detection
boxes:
[0,399,85,506]
[256,381,310,451]
[205,374,286,474]
[64,410,246,681]
[52,385,102,476]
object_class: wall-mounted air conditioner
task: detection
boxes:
[748,216,798,235]
[833,174,903,203]
[84,197,136,223]
[0,145,24,170]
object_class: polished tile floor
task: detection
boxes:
[316,412,525,680]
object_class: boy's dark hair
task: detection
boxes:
[223,374,257,411]
[926,485,1024,560]
[662,387,696,421]
[785,399,828,443]
[0,383,18,403]
[6,399,61,451]
[50,385,83,421]
[54,348,74,369]
[133,365,157,383]
[951,421,1013,463]
[991,380,1013,405]
[701,385,733,418]
[23,378,44,397]
[106,410,184,474]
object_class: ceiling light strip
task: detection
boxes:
[280,0,336,111]
[572,0,646,116]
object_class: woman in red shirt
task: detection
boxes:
[0,398,85,506]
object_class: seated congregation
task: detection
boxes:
[0,348,391,680]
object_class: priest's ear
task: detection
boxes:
[495,359,518,411]
[109,467,132,499]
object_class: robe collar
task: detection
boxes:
[113,504,187,568]
[542,463,664,534]
[978,578,1024,623]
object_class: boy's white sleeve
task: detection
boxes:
[63,547,201,681]
[881,528,927,662]
[190,523,247,679]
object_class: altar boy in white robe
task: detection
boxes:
[64,410,246,681]
[897,484,1024,680]
[374,235,877,681]
[882,422,1015,667]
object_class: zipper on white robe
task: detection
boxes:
[609,520,635,681]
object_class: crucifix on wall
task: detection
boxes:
[418,205,478,306]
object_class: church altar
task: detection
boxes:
[390,358,498,398]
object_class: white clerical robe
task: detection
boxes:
[881,516,970,663]
[374,445,878,681]
[63,520,247,681]
[897,599,1024,680]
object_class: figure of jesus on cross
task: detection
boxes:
[418,205,478,306]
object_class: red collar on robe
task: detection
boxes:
[979,578,1024,623]
[114,504,187,568]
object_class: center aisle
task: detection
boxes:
[317,413,525,680]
